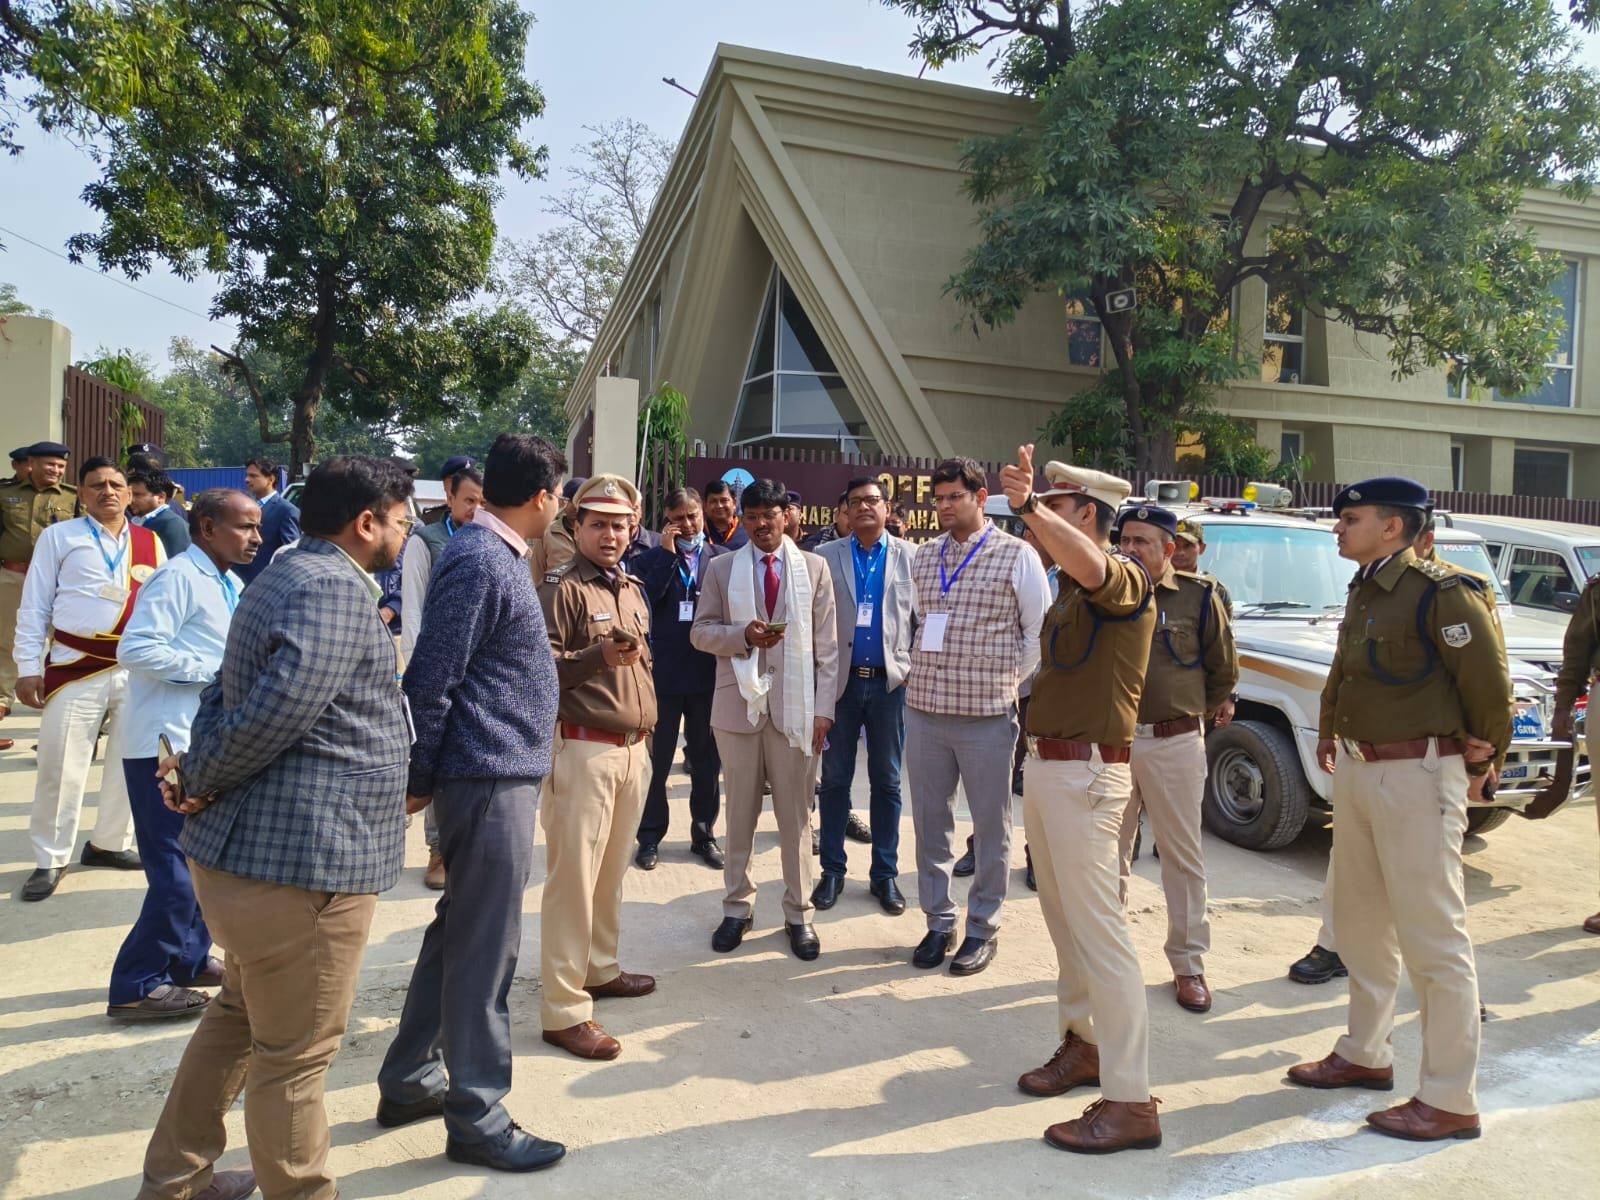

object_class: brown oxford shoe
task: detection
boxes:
[1044,1097,1162,1154]
[1366,1098,1481,1141]
[424,850,446,891]
[1583,911,1600,935]
[1286,1051,1394,1091]
[1018,1032,1100,1097]
[584,971,656,1000]
[1174,973,1211,1012]
[542,1020,621,1061]
[193,1168,258,1200]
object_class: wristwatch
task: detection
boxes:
[1009,493,1038,516]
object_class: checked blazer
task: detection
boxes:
[180,536,411,894]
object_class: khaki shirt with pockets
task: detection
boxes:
[0,479,77,565]
[1555,573,1600,712]
[1137,565,1238,723]
[539,553,657,736]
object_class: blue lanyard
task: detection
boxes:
[444,515,457,537]
[852,537,884,596]
[677,546,700,594]
[87,519,128,578]
[939,526,992,595]
[218,572,239,614]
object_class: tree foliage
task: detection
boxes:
[13,0,546,475]
[0,279,33,313]
[887,0,1600,471]
[502,118,674,345]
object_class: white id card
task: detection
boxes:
[99,582,130,604]
[679,600,695,622]
[920,612,949,652]
[856,600,874,628]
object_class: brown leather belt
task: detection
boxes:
[560,721,648,747]
[0,561,26,574]
[1340,736,1464,763]
[1134,715,1203,739]
[1032,737,1132,765]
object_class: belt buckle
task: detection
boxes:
[625,730,642,746]
[1340,737,1370,763]
[1134,723,1154,738]
[1026,734,1041,758]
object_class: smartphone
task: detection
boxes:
[610,625,641,647]
[765,621,789,634]
[158,734,187,803]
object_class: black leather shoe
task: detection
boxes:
[811,873,844,909]
[376,1090,445,1128]
[844,812,873,843]
[81,842,142,870]
[950,935,997,976]
[952,835,975,877]
[634,842,659,871]
[1025,845,1037,892]
[1288,945,1347,985]
[712,915,752,953]
[445,1122,566,1172]
[785,921,820,960]
[912,930,953,968]
[869,877,906,915]
[21,867,65,902]
[690,839,725,869]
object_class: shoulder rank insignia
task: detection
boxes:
[1409,557,1455,584]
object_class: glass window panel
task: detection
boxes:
[1511,449,1570,500]
[1066,319,1102,367]
[743,276,778,382]
[1551,261,1578,360]
[776,375,869,438]
[1507,545,1577,609]
[1510,366,1574,408]
[1264,288,1304,336]
[731,377,775,443]
[1445,359,1468,399]
[778,279,838,373]
[1262,340,1303,383]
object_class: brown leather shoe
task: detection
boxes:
[1584,911,1600,935]
[542,1020,621,1060]
[585,971,656,999]
[193,1168,258,1200]
[1286,1051,1394,1091]
[1044,1098,1162,1154]
[0,738,13,751]
[1366,1097,1481,1141]
[1175,973,1211,1012]
[1018,1032,1100,1097]
[424,851,446,891]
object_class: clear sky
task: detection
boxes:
[0,0,993,369]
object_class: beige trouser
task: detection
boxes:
[1025,753,1151,1102]
[139,863,377,1200]
[540,732,650,1029]
[716,720,817,925]
[0,566,22,710]
[1316,861,1338,952]
[31,667,135,867]
[1331,742,1479,1114]
[1118,728,1211,975]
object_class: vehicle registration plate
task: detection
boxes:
[1499,763,1531,782]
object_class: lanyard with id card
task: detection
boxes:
[678,552,699,622]
[920,527,991,653]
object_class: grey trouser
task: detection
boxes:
[906,706,1018,938]
[377,776,541,1144]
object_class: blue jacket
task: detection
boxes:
[236,493,300,586]
[633,540,730,695]
[141,504,192,558]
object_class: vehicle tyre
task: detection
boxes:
[1464,806,1512,837]
[1204,720,1311,850]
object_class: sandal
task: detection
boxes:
[175,956,225,988]
[107,984,212,1022]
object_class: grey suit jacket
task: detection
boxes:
[690,541,839,736]
[817,533,914,700]
[180,536,411,894]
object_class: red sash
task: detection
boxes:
[41,523,161,703]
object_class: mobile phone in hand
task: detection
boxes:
[765,621,788,634]
[610,626,641,647]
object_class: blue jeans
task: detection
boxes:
[819,673,904,881]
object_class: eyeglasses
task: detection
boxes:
[389,514,416,535]
[931,490,974,506]
[846,495,885,508]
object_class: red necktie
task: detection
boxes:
[763,553,779,619]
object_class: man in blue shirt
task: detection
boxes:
[813,476,917,915]
[110,489,260,1022]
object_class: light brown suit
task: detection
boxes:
[691,543,839,923]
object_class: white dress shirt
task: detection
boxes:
[116,545,242,754]
[14,515,168,676]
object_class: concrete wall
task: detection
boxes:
[0,316,70,449]
[592,376,641,482]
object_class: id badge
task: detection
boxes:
[920,612,949,652]
[856,600,874,628]
[679,600,695,622]
[99,582,130,604]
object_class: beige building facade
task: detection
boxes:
[569,45,1600,499]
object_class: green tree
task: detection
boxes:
[17,0,545,475]
[0,280,33,313]
[887,0,1600,471]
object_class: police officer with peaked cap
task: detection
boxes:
[0,442,78,739]
[1001,448,1163,1154]
[1286,476,1512,1142]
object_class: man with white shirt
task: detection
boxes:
[108,490,260,1020]
[14,457,166,901]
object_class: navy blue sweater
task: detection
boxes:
[404,522,558,795]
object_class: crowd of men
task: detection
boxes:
[0,429,1589,1198]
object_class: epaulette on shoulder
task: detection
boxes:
[1408,557,1461,588]
[543,561,575,585]
[1173,569,1215,589]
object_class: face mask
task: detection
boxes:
[677,532,706,553]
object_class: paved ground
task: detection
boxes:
[1,704,1597,1199]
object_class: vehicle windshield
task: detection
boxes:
[1576,544,1600,579]
[1197,521,1348,613]
[1432,541,1512,604]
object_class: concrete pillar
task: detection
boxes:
[1485,437,1516,495]
[0,316,71,448]
[592,376,640,481]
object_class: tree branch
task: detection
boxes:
[211,344,289,444]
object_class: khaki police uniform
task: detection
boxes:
[1025,542,1156,1102]
[528,512,576,581]
[1117,563,1237,976]
[1552,573,1600,921]
[0,474,78,711]
[1320,547,1512,1115]
[537,477,657,1033]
